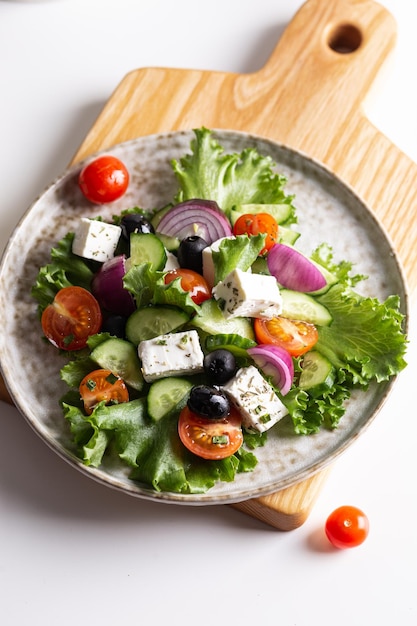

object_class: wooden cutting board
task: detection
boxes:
[1,0,416,530]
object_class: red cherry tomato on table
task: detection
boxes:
[178,405,243,460]
[79,369,129,415]
[41,286,102,351]
[233,213,278,254]
[78,155,129,204]
[254,316,318,357]
[325,506,370,549]
[164,268,211,305]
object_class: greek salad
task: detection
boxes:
[31,128,408,494]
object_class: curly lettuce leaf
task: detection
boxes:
[311,242,367,288]
[171,128,297,221]
[62,397,259,494]
[59,333,117,389]
[152,275,201,316]
[316,284,407,385]
[211,233,266,283]
[31,232,95,312]
[123,262,158,308]
[283,375,351,434]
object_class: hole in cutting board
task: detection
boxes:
[327,23,362,54]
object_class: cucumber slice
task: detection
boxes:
[129,232,167,270]
[90,337,144,391]
[190,299,255,340]
[151,205,179,251]
[151,204,171,229]
[278,225,300,246]
[230,203,293,225]
[157,233,179,252]
[147,377,193,421]
[308,260,338,295]
[299,350,335,395]
[251,257,270,275]
[280,289,333,326]
[126,305,189,345]
[205,333,256,360]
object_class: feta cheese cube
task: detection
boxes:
[72,218,121,263]
[138,330,204,382]
[222,365,288,432]
[212,268,282,319]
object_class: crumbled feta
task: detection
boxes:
[222,365,288,432]
[72,218,121,263]
[138,330,204,382]
[212,268,282,319]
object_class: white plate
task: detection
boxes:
[0,129,408,505]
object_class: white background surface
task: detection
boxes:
[0,1,416,625]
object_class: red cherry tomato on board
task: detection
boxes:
[178,405,243,460]
[164,268,211,305]
[41,286,102,351]
[325,505,370,549]
[254,316,318,357]
[233,213,278,254]
[78,155,129,204]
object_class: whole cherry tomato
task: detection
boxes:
[325,505,370,549]
[79,155,129,204]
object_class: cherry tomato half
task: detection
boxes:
[41,286,102,351]
[233,213,278,254]
[78,155,129,204]
[178,405,243,460]
[164,268,211,305]
[325,506,370,549]
[254,316,318,357]
[79,369,129,415]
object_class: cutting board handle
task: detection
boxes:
[243,0,396,147]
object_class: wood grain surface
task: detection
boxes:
[1,0,415,529]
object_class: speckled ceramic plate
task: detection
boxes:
[0,129,408,505]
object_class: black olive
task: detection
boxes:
[187,385,230,420]
[101,314,127,338]
[120,214,155,241]
[203,349,237,385]
[177,235,208,274]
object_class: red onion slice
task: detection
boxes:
[156,199,232,245]
[91,255,135,316]
[248,344,294,395]
[267,243,327,292]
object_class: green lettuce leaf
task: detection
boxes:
[152,275,201,315]
[62,397,259,494]
[171,128,297,221]
[311,243,367,288]
[316,285,407,385]
[211,233,266,283]
[31,232,95,312]
[123,262,158,308]
[283,375,351,435]
[59,333,116,388]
